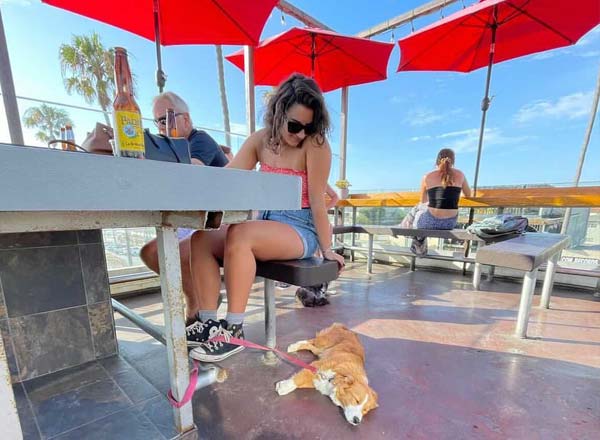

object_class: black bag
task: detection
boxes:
[143,129,191,164]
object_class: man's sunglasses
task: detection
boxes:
[287,119,316,135]
[154,113,183,127]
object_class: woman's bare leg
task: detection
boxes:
[189,227,228,311]
[223,220,304,313]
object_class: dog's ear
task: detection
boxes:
[334,374,355,388]
[367,387,379,410]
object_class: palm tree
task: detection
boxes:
[59,32,114,126]
[215,45,232,147]
[22,104,72,143]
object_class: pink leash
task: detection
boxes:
[167,337,316,408]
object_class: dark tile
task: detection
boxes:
[98,355,135,376]
[135,395,179,440]
[24,361,108,402]
[0,231,77,249]
[89,301,118,358]
[100,360,159,404]
[12,383,41,440]
[80,244,110,304]
[77,230,103,245]
[11,307,94,381]
[0,246,86,317]
[52,407,163,440]
[0,318,19,381]
[31,378,132,438]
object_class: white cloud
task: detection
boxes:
[423,127,532,154]
[409,135,432,142]
[438,128,478,139]
[0,0,32,5]
[514,91,593,124]
[405,108,444,126]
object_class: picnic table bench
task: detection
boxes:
[473,232,569,338]
[333,225,515,273]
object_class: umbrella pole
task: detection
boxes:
[153,3,166,93]
[468,11,498,227]
[0,8,24,145]
[465,11,497,273]
[339,86,349,199]
[560,62,600,235]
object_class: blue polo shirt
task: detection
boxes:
[188,129,229,167]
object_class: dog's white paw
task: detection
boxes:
[287,340,307,353]
[275,379,296,396]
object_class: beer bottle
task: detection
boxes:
[60,127,67,150]
[166,107,178,137]
[112,47,145,159]
[65,124,76,151]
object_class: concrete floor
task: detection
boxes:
[115,262,600,439]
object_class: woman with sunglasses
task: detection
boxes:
[186,73,345,362]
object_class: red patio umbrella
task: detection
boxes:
[225,27,395,92]
[397,0,600,195]
[43,0,278,91]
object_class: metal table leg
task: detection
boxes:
[156,226,195,434]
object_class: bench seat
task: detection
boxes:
[333,224,517,273]
[473,232,569,338]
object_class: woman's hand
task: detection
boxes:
[322,249,345,271]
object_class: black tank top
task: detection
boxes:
[427,186,461,209]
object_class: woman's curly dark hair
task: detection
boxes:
[264,73,330,151]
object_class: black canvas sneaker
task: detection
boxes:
[189,320,245,362]
[186,319,222,348]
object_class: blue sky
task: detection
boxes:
[0,0,599,192]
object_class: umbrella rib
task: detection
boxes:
[210,0,256,44]
[467,7,497,72]
[506,1,575,44]
[401,16,480,70]
[316,37,389,80]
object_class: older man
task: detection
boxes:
[140,92,228,336]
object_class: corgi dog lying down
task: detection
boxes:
[275,323,378,425]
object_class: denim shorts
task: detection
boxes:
[258,209,319,259]
[176,228,195,240]
[415,209,458,230]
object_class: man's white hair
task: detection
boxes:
[153,91,190,114]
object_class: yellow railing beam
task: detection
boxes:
[338,186,600,208]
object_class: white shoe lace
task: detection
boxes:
[202,326,233,353]
[186,321,203,336]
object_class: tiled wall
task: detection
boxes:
[0,230,117,382]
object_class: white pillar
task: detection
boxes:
[244,46,256,135]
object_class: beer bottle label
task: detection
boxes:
[114,110,144,153]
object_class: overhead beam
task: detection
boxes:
[356,0,460,38]
[277,1,333,30]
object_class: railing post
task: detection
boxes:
[351,207,357,262]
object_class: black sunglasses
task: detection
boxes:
[287,119,316,135]
[154,113,183,127]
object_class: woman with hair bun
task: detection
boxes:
[402,148,471,256]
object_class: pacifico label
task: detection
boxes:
[114,110,144,152]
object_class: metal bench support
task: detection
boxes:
[515,269,539,338]
[263,279,278,364]
[540,253,559,309]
